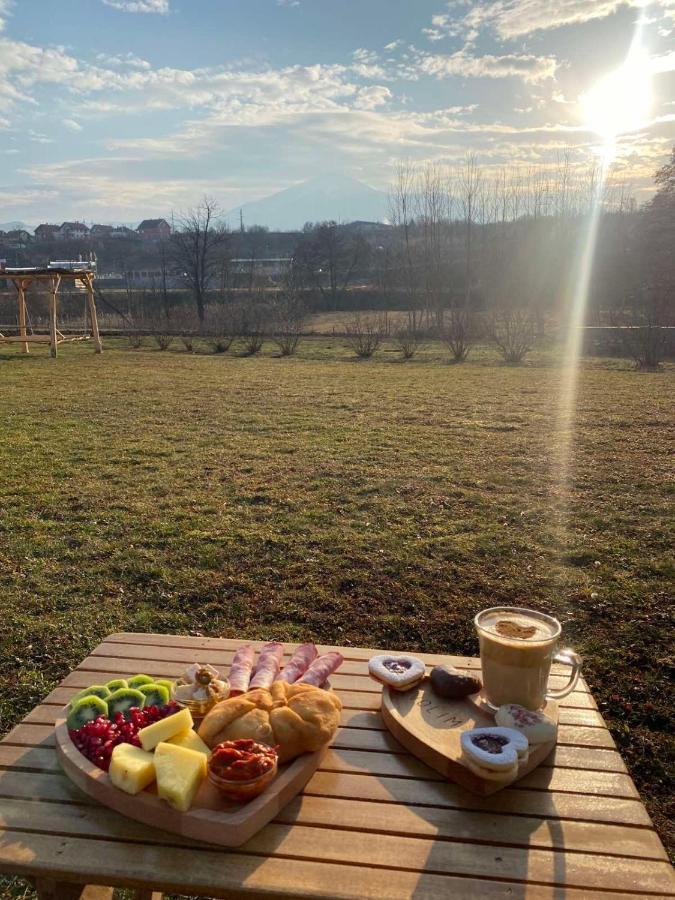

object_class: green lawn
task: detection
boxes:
[1,338,673,862]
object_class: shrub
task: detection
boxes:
[209,336,234,354]
[127,333,145,349]
[181,335,195,352]
[242,333,264,356]
[344,313,386,358]
[154,334,174,351]
[442,309,474,363]
[622,325,667,370]
[271,293,307,357]
[394,327,425,359]
[488,308,535,364]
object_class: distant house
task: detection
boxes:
[3,229,32,249]
[136,218,171,242]
[58,222,90,240]
[111,226,139,240]
[35,224,60,241]
[91,224,114,238]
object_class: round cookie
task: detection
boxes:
[368,655,425,692]
[495,704,557,745]
[460,726,529,771]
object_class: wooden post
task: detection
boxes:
[49,273,60,358]
[17,279,29,354]
[85,275,102,353]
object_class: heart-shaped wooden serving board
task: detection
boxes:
[55,716,324,847]
[381,681,558,796]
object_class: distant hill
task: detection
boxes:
[0,221,32,233]
[229,174,388,230]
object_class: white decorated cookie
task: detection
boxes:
[460,726,529,772]
[463,755,518,781]
[495,704,557,745]
[368,655,426,691]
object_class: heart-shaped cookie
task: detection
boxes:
[495,704,557,745]
[460,726,529,772]
[368,655,425,691]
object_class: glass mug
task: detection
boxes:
[475,606,582,711]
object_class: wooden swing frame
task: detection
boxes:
[0,268,102,358]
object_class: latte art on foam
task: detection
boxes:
[480,611,557,644]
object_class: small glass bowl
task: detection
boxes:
[174,696,220,720]
[208,757,278,802]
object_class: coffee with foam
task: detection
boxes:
[476,609,560,710]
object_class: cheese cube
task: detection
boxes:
[167,728,211,758]
[138,707,193,752]
[109,744,156,795]
[154,742,207,812]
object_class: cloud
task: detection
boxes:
[63,118,83,131]
[277,0,300,6]
[101,0,169,12]
[417,50,558,83]
[428,0,675,40]
[95,51,151,69]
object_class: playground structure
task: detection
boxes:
[0,262,102,358]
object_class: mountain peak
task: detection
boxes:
[229,175,388,230]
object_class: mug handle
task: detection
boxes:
[547,649,582,699]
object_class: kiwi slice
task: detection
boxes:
[127,674,154,689]
[66,695,108,730]
[155,678,175,697]
[69,685,110,708]
[138,683,170,707]
[107,687,145,719]
[106,678,128,692]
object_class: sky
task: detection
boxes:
[0,0,674,225]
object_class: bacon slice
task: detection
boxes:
[275,642,318,684]
[229,644,255,696]
[249,641,284,689]
[297,651,344,686]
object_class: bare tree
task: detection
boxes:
[295,221,369,307]
[170,197,231,325]
[459,153,481,311]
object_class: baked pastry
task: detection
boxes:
[197,681,342,763]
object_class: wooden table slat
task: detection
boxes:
[1,830,663,900]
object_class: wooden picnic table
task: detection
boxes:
[0,633,673,900]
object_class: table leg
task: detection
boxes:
[33,879,113,900]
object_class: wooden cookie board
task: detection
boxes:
[55,715,324,847]
[381,680,558,796]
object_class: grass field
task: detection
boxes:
[1,337,673,864]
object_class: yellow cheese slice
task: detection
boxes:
[138,707,193,752]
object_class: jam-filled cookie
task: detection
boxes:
[495,703,557,745]
[460,725,529,778]
[368,655,426,691]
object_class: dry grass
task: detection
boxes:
[0,338,673,870]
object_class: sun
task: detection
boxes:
[580,48,653,147]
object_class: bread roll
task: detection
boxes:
[197,681,341,763]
